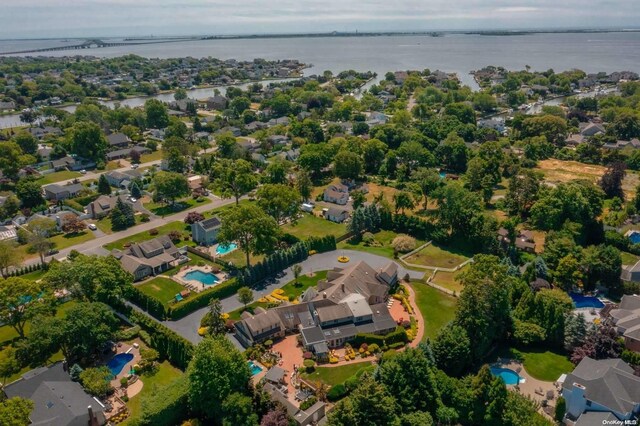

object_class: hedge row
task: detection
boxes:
[128,310,194,370]
[129,375,190,426]
[350,326,408,348]
[6,261,46,278]
[167,277,243,320]
[128,286,167,320]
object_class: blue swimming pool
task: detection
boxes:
[629,231,640,245]
[248,361,263,376]
[107,353,134,377]
[216,243,237,255]
[570,293,605,309]
[184,270,219,286]
[490,367,520,386]
[439,171,447,179]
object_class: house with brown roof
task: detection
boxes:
[85,195,136,219]
[608,295,640,352]
[112,235,180,281]
[497,228,536,253]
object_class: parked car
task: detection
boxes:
[129,197,137,203]
[80,169,87,174]
[131,164,139,169]
[47,249,59,256]
[88,223,97,230]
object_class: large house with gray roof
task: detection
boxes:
[608,295,640,352]
[234,261,398,356]
[112,235,180,281]
[43,182,84,201]
[191,217,222,246]
[562,357,640,425]
[3,362,105,426]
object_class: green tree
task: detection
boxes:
[410,168,441,210]
[436,132,469,173]
[218,204,281,266]
[111,197,135,231]
[27,217,57,265]
[145,99,169,129]
[68,121,108,162]
[0,347,21,385]
[0,240,23,278]
[0,142,23,179]
[79,367,113,397]
[202,298,227,337]
[521,115,567,145]
[13,131,38,155]
[504,170,542,218]
[393,191,415,214]
[153,171,189,206]
[187,337,251,420]
[237,286,254,310]
[16,178,45,208]
[362,138,388,174]
[555,397,566,423]
[222,392,259,426]
[432,324,471,376]
[328,374,398,426]
[130,181,142,199]
[0,397,34,426]
[97,174,111,195]
[257,184,300,224]
[216,133,240,159]
[213,159,257,205]
[333,150,363,180]
[530,180,604,231]
[264,159,291,185]
[554,255,583,292]
[0,277,54,339]
[295,169,313,202]
[57,302,118,362]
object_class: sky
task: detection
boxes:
[2,0,639,39]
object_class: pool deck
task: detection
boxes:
[173,264,228,293]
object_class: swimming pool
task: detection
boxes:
[570,293,604,309]
[184,270,219,286]
[107,353,134,377]
[490,367,520,386]
[629,231,640,245]
[248,361,263,376]
[216,243,238,255]
[439,171,447,179]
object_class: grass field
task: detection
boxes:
[410,282,457,340]
[122,361,183,424]
[282,213,347,239]
[136,277,185,307]
[620,251,640,265]
[338,230,420,259]
[301,363,375,387]
[92,214,144,235]
[36,170,82,185]
[49,230,95,250]
[430,267,468,294]
[0,300,77,346]
[144,197,211,216]
[18,269,47,282]
[219,248,264,269]
[104,221,191,251]
[500,347,574,382]
[139,150,163,163]
[403,243,469,269]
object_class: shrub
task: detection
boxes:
[391,235,417,253]
[360,343,368,352]
[389,342,405,349]
[344,376,359,391]
[327,384,348,401]
[303,359,315,373]
[264,340,273,348]
[79,367,113,398]
[120,377,129,388]
[168,278,243,320]
[132,375,189,426]
[555,397,566,423]
[362,232,375,245]
[140,213,151,222]
[368,343,380,353]
[116,325,141,341]
[149,228,159,236]
[299,396,318,411]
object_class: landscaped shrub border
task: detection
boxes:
[129,375,190,426]
[350,326,408,348]
[6,261,46,277]
[128,286,168,320]
[168,277,243,320]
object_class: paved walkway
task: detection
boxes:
[163,250,426,343]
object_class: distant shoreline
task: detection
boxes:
[1,28,640,43]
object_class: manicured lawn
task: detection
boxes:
[201,199,252,220]
[282,214,347,239]
[620,251,640,265]
[123,361,183,424]
[143,197,211,216]
[19,269,47,282]
[36,170,82,185]
[430,266,468,294]
[220,248,264,269]
[410,281,457,340]
[301,363,375,387]
[501,347,574,382]
[136,277,185,307]
[0,300,77,346]
[49,230,95,250]
[403,243,469,269]
[338,230,420,259]
[139,150,163,163]
[104,221,191,251]
[93,214,144,235]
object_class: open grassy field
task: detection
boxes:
[403,243,469,269]
[620,251,640,266]
[49,230,95,250]
[282,213,347,239]
[430,267,468,294]
[410,282,457,340]
[92,214,144,235]
[104,221,191,251]
[18,269,48,282]
[139,150,163,163]
[144,196,211,216]
[301,363,375,387]
[136,277,185,307]
[338,230,422,259]
[36,170,82,185]
[122,361,183,424]
[537,159,639,199]
[500,346,574,382]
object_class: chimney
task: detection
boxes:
[323,292,327,299]
[341,284,345,292]
[88,405,99,426]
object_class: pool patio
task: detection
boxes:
[173,264,228,293]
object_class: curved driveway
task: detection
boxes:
[163,250,425,343]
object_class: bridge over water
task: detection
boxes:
[0,38,201,55]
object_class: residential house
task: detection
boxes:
[245,121,268,132]
[191,217,221,246]
[106,132,131,148]
[323,184,349,205]
[0,225,18,241]
[262,382,326,426]
[206,95,228,110]
[603,139,640,150]
[49,156,76,171]
[366,111,389,127]
[105,145,150,161]
[621,258,640,282]
[565,134,585,147]
[561,357,640,424]
[104,170,142,189]
[235,261,398,352]
[29,126,62,140]
[608,295,640,352]
[0,100,16,111]
[112,235,181,281]
[37,145,53,161]
[285,148,300,161]
[267,135,289,146]
[3,362,106,426]
[579,122,606,137]
[267,116,290,127]
[43,183,84,201]
[497,228,536,253]
[85,195,136,219]
[478,118,506,134]
[323,207,349,223]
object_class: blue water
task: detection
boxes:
[570,293,604,309]
[490,367,520,386]
[184,270,219,286]
[216,243,238,255]
[248,361,262,376]
[107,353,134,377]
[629,232,640,245]
[439,171,447,179]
